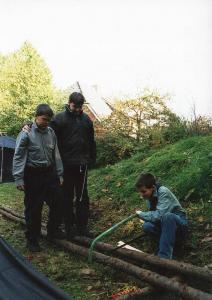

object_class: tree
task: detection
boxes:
[0,42,63,135]
[188,103,212,135]
[102,89,171,142]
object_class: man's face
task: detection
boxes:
[138,186,155,199]
[69,102,83,114]
[35,115,51,129]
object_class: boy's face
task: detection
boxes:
[35,115,51,129]
[138,186,155,199]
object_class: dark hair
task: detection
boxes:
[68,92,85,106]
[135,173,156,189]
[35,104,54,118]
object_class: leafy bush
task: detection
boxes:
[96,133,138,167]
[161,113,188,143]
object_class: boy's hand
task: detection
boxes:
[135,210,142,216]
[17,185,25,191]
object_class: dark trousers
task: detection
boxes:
[63,165,89,234]
[24,167,63,241]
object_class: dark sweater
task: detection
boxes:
[50,105,96,167]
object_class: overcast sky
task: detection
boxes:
[0,0,212,118]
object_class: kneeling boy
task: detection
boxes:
[13,104,64,252]
[135,173,188,259]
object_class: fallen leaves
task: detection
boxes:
[200,237,212,243]
[198,216,204,223]
[80,268,97,277]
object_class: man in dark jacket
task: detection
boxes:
[50,92,96,239]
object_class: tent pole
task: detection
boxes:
[0,146,3,183]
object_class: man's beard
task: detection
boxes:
[73,109,83,115]
[37,124,47,130]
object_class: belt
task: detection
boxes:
[25,165,53,174]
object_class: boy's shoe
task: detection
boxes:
[47,229,66,240]
[26,240,41,252]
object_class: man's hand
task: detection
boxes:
[17,185,25,191]
[22,123,32,133]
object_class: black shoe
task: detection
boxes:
[47,229,66,240]
[26,240,41,252]
[66,227,76,241]
[76,227,94,238]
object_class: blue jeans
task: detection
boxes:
[143,212,188,259]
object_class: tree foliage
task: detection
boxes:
[96,133,138,167]
[102,89,171,142]
[0,42,63,136]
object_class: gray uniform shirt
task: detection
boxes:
[13,122,63,186]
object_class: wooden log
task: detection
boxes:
[0,206,24,218]
[73,236,212,284]
[48,240,212,300]
[0,206,46,227]
[0,209,25,224]
[1,209,212,300]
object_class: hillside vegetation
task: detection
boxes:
[89,135,212,205]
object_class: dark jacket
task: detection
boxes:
[50,105,96,168]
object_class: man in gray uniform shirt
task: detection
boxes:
[13,104,64,252]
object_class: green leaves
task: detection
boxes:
[0,42,64,136]
[102,89,171,143]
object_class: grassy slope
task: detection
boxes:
[89,135,212,204]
